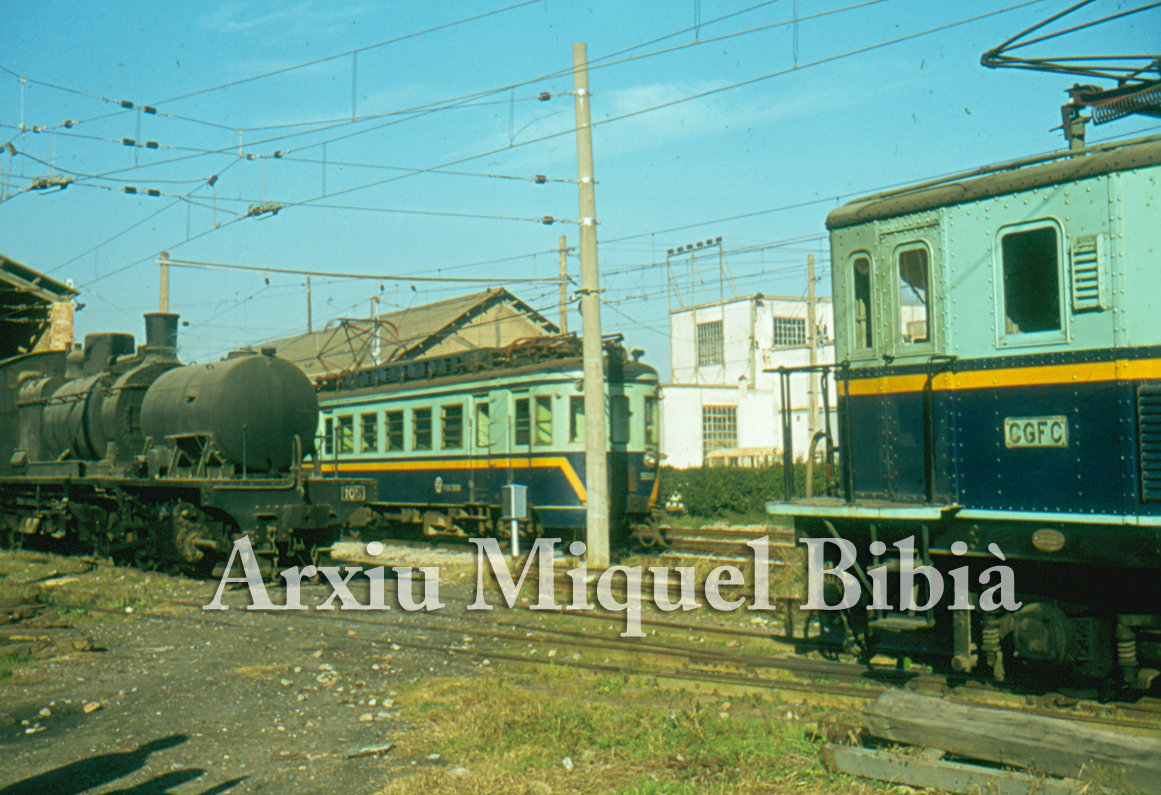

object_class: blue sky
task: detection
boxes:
[2,1,1158,378]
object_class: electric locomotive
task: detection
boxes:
[312,335,662,547]
[0,312,375,574]
[767,134,1161,690]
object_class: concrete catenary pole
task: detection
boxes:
[807,253,818,431]
[559,233,569,334]
[573,42,610,567]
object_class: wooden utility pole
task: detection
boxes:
[573,42,610,568]
[558,233,569,334]
[807,254,818,431]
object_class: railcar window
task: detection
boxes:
[386,410,404,451]
[413,407,432,451]
[696,321,724,366]
[852,254,873,349]
[645,396,658,446]
[475,401,491,448]
[336,415,354,454]
[570,396,585,443]
[897,246,929,344]
[611,394,630,445]
[515,398,531,446]
[323,417,333,455]
[534,396,553,445]
[772,317,806,347]
[702,405,737,454]
[1001,226,1060,334]
[442,404,463,449]
[361,413,378,453]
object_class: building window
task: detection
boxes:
[441,404,463,449]
[475,401,490,448]
[644,396,658,446]
[696,320,723,367]
[323,417,333,455]
[702,405,737,455]
[569,396,585,443]
[336,415,354,454]
[852,253,873,350]
[1001,225,1060,334]
[386,411,404,451]
[772,316,807,347]
[897,245,930,344]
[413,407,432,451]
[514,397,530,446]
[360,413,378,453]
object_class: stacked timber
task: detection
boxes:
[823,690,1161,795]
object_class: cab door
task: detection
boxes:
[877,223,950,503]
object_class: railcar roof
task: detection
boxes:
[827,134,1161,230]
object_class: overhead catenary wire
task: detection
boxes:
[158,257,571,285]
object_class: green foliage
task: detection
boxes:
[659,463,829,519]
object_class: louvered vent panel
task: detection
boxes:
[1070,234,1108,312]
[1138,385,1161,503]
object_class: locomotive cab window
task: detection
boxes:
[413,407,432,451]
[999,223,1062,338]
[442,404,463,449]
[323,417,334,456]
[336,415,354,454]
[644,396,659,446]
[851,253,873,351]
[896,245,930,346]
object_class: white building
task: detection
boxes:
[661,294,837,468]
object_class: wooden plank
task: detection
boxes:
[864,690,1161,794]
[822,744,1089,795]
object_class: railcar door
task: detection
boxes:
[469,392,496,505]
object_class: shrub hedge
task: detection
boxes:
[658,462,829,519]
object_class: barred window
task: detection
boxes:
[360,412,378,453]
[413,407,432,451]
[696,321,723,367]
[772,317,806,347]
[514,397,530,446]
[441,404,463,449]
[386,411,404,451]
[702,405,737,455]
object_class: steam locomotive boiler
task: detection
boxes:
[0,312,375,574]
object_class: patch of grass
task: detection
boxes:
[0,648,34,680]
[376,674,846,795]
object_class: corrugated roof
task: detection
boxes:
[263,287,558,378]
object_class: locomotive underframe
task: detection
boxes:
[0,470,372,574]
[783,507,1161,690]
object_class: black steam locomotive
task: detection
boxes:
[0,312,374,574]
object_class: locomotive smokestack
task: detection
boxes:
[144,312,179,359]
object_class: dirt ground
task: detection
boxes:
[0,545,490,795]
